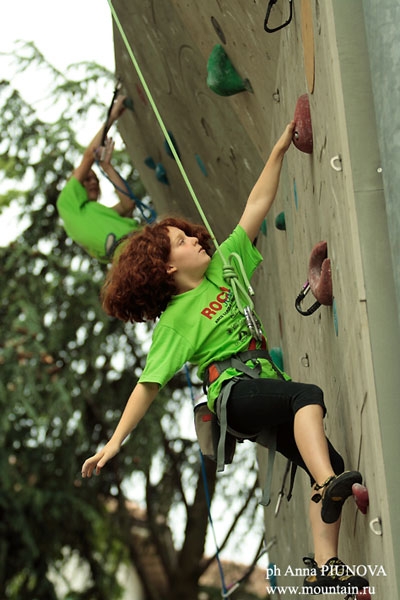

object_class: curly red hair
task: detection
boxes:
[101,217,213,322]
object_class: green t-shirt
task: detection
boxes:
[57,176,140,261]
[139,225,290,410]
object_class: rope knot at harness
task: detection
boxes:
[222,254,264,342]
[222,252,254,310]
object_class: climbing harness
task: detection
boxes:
[106,0,262,340]
[97,80,157,224]
[203,346,295,508]
[295,281,321,316]
[264,0,293,33]
[274,458,296,516]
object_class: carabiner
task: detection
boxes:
[264,0,293,33]
[101,79,123,146]
[295,281,321,316]
[244,306,264,341]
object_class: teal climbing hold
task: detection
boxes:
[207,44,252,96]
[155,163,169,185]
[122,97,134,111]
[164,131,180,160]
[275,212,286,231]
[260,218,267,237]
[293,179,298,209]
[268,563,278,588]
[195,154,208,176]
[144,156,156,170]
[270,347,284,371]
[332,298,339,336]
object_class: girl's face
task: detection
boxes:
[166,226,211,280]
[83,170,100,201]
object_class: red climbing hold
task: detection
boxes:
[356,588,372,600]
[352,483,369,515]
[293,94,313,154]
[308,241,332,306]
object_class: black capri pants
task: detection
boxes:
[226,378,344,485]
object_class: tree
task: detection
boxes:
[0,43,265,600]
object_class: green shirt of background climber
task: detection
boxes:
[57,94,140,261]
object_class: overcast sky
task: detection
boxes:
[1,1,115,70]
[0,1,118,244]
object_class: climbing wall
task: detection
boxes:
[111,0,400,596]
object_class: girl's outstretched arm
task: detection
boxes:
[81,382,159,478]
[239,121,295,242]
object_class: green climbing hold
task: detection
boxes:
[275,212,286,231]
[207,44,252,96]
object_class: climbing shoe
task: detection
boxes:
[312,471,362,524]
[303,556,369,594]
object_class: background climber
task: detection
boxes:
[57,94,141,261]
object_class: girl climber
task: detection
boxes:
[57,94,141,262]
[81,122,369,594]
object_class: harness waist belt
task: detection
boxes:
[205,349,274,387]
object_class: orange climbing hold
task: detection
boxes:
[293,94,313,154]
[308,241,333,306]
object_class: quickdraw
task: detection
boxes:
[98,80,157,224]
[296,241,333,316]
[264,0,293,33]
[295,281,321,316]
[101,78,122,146]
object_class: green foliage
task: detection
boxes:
[0,42,264,600]
[0,42,158,600]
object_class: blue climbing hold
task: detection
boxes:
[164,131,181,160]
[144,156,156,170]
[155,163,169,185]
[122,97,134,111]
[332,298,339,336]
[293,179,298,209]
[268,562,278,588]
[195,154,208,176]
